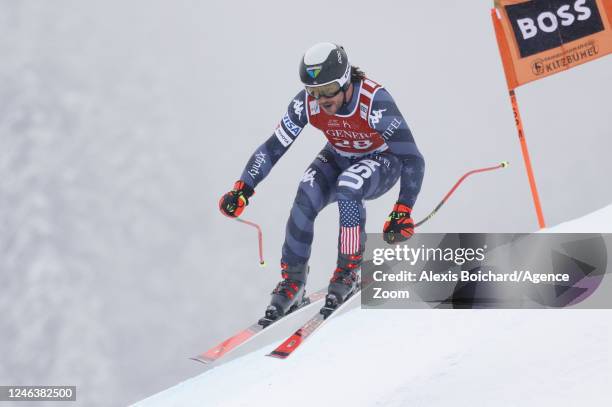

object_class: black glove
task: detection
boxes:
[383,202,414,243]
[218,181,255,218]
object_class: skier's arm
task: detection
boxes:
[369,88,424,243]
[239,90,308,189]
[219,91,308,218]
[369,88,425,209]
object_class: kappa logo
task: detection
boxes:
[309,100,320,115]
[293,99,304,119]
[369,109,387,126]
[506,0,604,57]
[302,168,317,187]
[306,66,322,79]
[342,120,351,129]
[292,99,304,120]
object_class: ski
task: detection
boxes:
[266,285,363,360]
[191,287,328,364]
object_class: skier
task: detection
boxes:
[219,42,425,322]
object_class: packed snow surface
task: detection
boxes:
[135,204,612,407]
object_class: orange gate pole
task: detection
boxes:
[508,89,546,228]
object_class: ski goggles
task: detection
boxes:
[305,82,343,99]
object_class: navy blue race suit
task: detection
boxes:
[239,79,425,266]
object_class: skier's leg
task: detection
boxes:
[280,148,347,266]
[328,152,402,302]
[262,149,348,321]
[335,152,402,254]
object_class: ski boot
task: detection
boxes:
[321,254,362,318]
[258,263,309,328]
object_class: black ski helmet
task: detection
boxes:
[299,42,351,90]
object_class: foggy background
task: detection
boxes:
[0,0,610,405]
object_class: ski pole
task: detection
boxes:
[415,161,509,228]
[235,218,266,267]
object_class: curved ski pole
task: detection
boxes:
[415,161,509,228]
[235,218,266,267]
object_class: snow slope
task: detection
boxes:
[135,205,612,407]
[544,204,612,233]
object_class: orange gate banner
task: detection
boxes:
[493,0,612,89]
